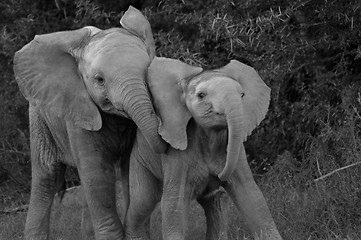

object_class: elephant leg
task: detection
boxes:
[81,204,94,240]
[78,157,123,240]
[125,155,159,240]
[71,130,123,240]
[25,164,66,240]
[25,117,66,240]
[80,162,128,240]
[160,158,189,240]
[197,189,229,240]
[223,148,282,240]
[117,159,130,224]
[80,177,122,240]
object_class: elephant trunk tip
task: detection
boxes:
[218,166,235,182]
[218,97,244,182]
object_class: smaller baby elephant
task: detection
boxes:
[122,58,283,240]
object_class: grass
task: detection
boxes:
[0,195,250,240]
[260,151,361,240]
[0,204,81,240]
[2,155,361,240]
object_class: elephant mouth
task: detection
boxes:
[99,100,130,119]
[110,108,130,119]
[202,112,227,130]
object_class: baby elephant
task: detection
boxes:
[123,57,283,240]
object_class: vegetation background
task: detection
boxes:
[1,0,361,239]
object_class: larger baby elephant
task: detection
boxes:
[123,58,283,240]
[13,7,166,240]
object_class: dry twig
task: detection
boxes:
[0,204,28,215]
[314,161,361,182]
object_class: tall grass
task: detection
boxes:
[0,196,251,240]
[260,96,361,239]
[0,205,82,240]
[3,160,361,240]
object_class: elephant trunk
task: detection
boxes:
[112,79,167,153]
[218,95,244,181]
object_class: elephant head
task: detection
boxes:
[13,7,166,152]
[147,57,270,181]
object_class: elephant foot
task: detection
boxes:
[126,237,150,240]
[24,233,48,240]
[95,233,126,240]
[125,232,150,240]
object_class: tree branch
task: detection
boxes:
[0,205,28,215]
[314,161,361,182]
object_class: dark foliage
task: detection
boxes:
[144,0,361,174]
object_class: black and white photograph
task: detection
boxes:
[1,0,360,239]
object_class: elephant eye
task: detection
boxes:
[241,92,245,98]
[94,74,105,86]
[197,92,206,100]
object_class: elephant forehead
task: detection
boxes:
[195,76,243,93]
[85,30,147,57]
[94,52,149,75]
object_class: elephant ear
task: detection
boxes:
[218,60,271,139]
[13,27,102,131]
[120,6,155,60]
[147,57,203,150]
